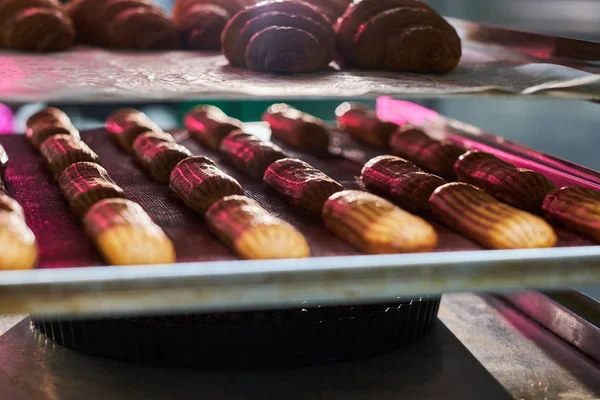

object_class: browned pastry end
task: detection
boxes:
[137,142,193,183]
[206,195,310,260]
[26,107,80,149]
[169,156,244,214]
[361,155,446,213]
[323,190,438,254]
[389,125,465,177]
[58,162,126,217]
[542,186,600,243]
[263,103,330,151]
[106,108,163,154]
[430,183,557,249]
[40,134,100,179]
[0,144,8,178]
[222,0,336,73]
[0,0,74,51]
[184,105,242,151]
[264,158,344,215]
[83,198,176,265]
[0,211,38,270]
[335,102,399,147]
[0,193,24,217]
[454,150,556,211]
[219,131,288,180]
[335,0,462,73]
[302,0,352,22]
[173,0,255,49]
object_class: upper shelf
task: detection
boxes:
[1,18,599,104]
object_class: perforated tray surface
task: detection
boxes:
[0,128,599,317]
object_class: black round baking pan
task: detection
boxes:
[32,295,441,369]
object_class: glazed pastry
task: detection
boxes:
[0,0,75,52]
[335,0,462,73]
[136,142,193,183]
[0,144,8,178]
[132,131,176,163]
[335,102,399,147]
[67,0,179,49]
[172,0,255,49]
[264,158,344,215]
[26,107,80,150]
[106,108,163,154]
[430,183,557,249]
[322,190,438,254]
[542,186,600,243]
[390,125,465,177]
[221,0,336,72]
[58,162,126,217]
[219,131,288,180]
[206,195,310,259]
[263,104,330,151]
[169,156,244,214]
[302,0,352,22]
[361,155,446,213]
[455,150,556,211]
[83,198,176,265]
[40,134,100,179]
[185,105,242,151]
[0,211,38,270]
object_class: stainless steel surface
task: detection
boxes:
[440,294,600,399]
[501,291,600,363]
[2,294,600,399]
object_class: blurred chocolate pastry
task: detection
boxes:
[172,0,255,49]
[67,0,179,49]
[264,158,344,215]
[263,103,330,151]
[58,162,126,217]
[106,108,163,154]
[361,155,446,213]
[185,106,242,152]
[26,107,80,149]
[219,131,288,179]
[335,0,462,73]
[390,125,464,177]
[542,186,600,243]
[131,131,176,162]
[83,198,176,265]
[0,144,8,178]
[302,0,352,22]
[206,195,310,259]
[323,190,438,254]
[455,150,556,211]
[430,183,557,249]
[169,156,244,214]
[221,0,336,72]
[335,102,399,147]
[0,0,75,52]
[40,134,100,179]
[136,142,193,183]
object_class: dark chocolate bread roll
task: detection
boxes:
[172,0,255,49]
[222,0,335,73]
[335,0,461,73]
[0,0,75,52]
[302,0,352,23]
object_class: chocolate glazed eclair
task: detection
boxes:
[40,134,100,179]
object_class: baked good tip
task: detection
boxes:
[455,150,556,211]
[169,156,244,214]
[263,158,344,215]
[219,131,288,179]
[206,195,310,259]
[83,198,176,265]
[185,105,242,151]
[263,103,330,151]
[390,125,465,177]
[430,182,557,249]
[542,186,600,243]
[322,190,438,254]
[361,155,446,212]
[335,0,462,73]
[222,0,336,72]
[40,134,100,179]
[335,102,399,147]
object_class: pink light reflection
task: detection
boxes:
[0,104,14,134]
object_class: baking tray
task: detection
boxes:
[0,100,599,317]
[1,18,600,104]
